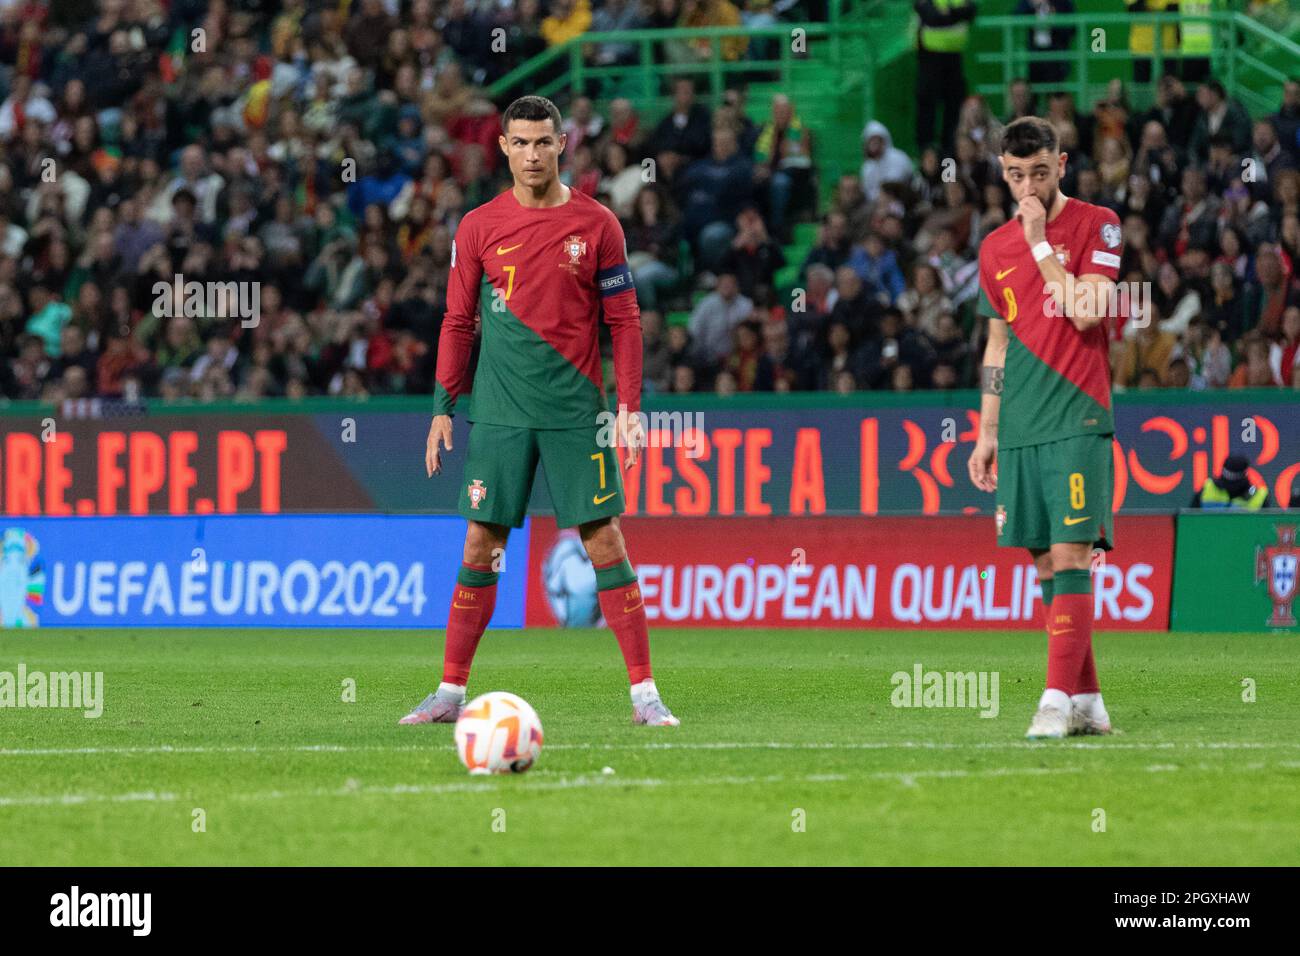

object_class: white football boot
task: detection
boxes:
[1068,693,1113,735]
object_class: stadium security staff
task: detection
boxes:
[1189,454,1271,510]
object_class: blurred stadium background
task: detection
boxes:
[0,0,1297,635]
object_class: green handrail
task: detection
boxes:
[487,22,875,108]
[973,11,1300,118]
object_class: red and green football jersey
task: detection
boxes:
[433,186,642,429]
[977,197,1123,449]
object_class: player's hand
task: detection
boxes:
[617,407,645,470]
[968,433,998,493]
[1017,194,1048,245]
[425,415,453,477]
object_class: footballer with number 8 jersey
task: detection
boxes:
[399,96,679,728]
[969,117,1124,740]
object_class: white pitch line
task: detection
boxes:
[2,759,1294,808]
[0,790,179,808]
[2,740,1300,758]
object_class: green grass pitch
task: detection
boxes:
[1,627,1297,866]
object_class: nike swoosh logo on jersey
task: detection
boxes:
[996,267,1017,280]
[1048,628,1072,636]
[496,243,523,255]
[593,492,617,505]
[1063,515,1091,526]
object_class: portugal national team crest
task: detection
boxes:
[561,234,587,273]
[467,479,488,511]
[1255,524,1298,628]
[1052,243,1071,267]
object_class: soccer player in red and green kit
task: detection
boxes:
[969,117,1123,739]
[399,96,679,727]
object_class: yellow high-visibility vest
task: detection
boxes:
[1127,0,1180,57]
[1199,481,1268,510]
[920,0,971,54]
[1180,0,1212,56]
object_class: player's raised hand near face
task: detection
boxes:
[425,414,454,477]
[617,407,645,470]
[1017,194,1048,245]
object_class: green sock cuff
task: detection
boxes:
[1053,568,1091,595]
[594,557,637,591]
[1040,577,1055,606]
[457,564,499,588]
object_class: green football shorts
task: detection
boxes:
[995,433,1115,551]
[457,422,625,529]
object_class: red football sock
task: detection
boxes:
[1045,569,1093,696]
[1075,643,1100,695]
[597,583,653,685]
[442,567,497,686]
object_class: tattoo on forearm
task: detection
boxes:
[981,366,1004,395]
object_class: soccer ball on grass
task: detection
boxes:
[454,691,544,774]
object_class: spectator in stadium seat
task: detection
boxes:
[1165,356,1191,388]
[677,124,754,274]
[625,186,684,312]
[1189,81,1253,164]
[679,0,749,63]
[1268,305,1300,386]
[897,262,953,338]
[665,323,696,374]
[1158,167,1220,258]
[599,140,645,219]
[723,320,765,391]
[1243,244,1296,338]
[802,211,852,278]
[589,0,646,67]
[650,77,713,163]
[641,310,672,393]
[817,320,860,391]
[1270,80,1300,164]
[757,319,805,392]
[847,233,905,306]
[541,0,593,47]
[150,145,224,226]
[670,363,698,394]
[1202,262,1246,340]
[1222,330,1274,387]
[859,120,913,203]
[826,266,883,348]
[720,205,785,301]
[606,98,642,151]
[1144,260,1204,339]
[689,271,754,367]
[1117,312,1177,387]
[1004,78,1037,124]
[752,94,814,243]
[719,86,759,158]
[1172,318,1232,389]
[1250,120,1299,200]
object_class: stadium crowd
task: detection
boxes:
[0,0,1298,404]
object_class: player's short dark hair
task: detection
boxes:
[502,96,562,135]
[999,116,1059,158]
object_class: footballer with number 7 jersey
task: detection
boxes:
[968,117,1124,740]
[399,96,679,728]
